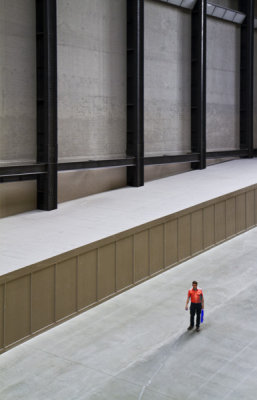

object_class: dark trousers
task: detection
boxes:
[190,303,202,328]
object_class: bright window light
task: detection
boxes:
[223,10,236,22]
[212,6,226,18]
[233,12,246,24]
[207,4,215,15]
[159,0,246,24]
[207,2,246,25]
[166,0,182,6]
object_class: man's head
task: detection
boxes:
[192,281,198,290]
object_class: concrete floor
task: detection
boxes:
[1,226,257,399]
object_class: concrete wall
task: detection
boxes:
[144,0,191,156]
[0,0,253,217]
[57,0,127,162]
[0,0,36,163]
[0,1,37,217]
[56,0,128,203]
[206,17,240,151]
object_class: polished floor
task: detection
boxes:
[1,226,257,399]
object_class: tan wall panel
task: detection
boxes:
[191,210,203,255]
[0,181,36,218]
[3,185,257,353]
[56,258,77,321]
[116,237,133,291]
[226,197,236,238]
[31,266,55,333]
[236,193,246,233]
[58,169,126,203]
[150,225,164,274]
[0,285,4,349]
[178,215,191,261]
[215,202,226,243]
[134,230,149,282]
[78,250,97,310]
[165,219,178,267]
[5,276,31,346]
[98,244,116,299]
[246,190,255,229]
[203,205,214,249]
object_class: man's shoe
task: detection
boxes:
[187,326,194,331]
[196,327,200,332]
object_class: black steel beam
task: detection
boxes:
[144,154,200,165]
[36,0,58,210]
[206,150,249,159]
[0,176,39,184]
[239,0,254,158]
[126,0,144,187]
[191,0,207,170]
[58,158,136,171]
[1,148,257,184]
[0,164,47,177]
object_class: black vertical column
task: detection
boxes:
[126,0,144,187]
[239,0,254,158]
[36,0,58,210]
[191,0,207,170]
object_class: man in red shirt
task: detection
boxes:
[185,281,204,332]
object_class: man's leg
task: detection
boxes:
[190,304,196,327]
[196,304,201,328]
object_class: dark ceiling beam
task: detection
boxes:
[126,0,144,187]
[191,0,207,170]
[239,0,254,158]
[36,0,58,210]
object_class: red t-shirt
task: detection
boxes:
[188,287,203,304]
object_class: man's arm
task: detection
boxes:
[201,294,204,309]
[185,295,190,310]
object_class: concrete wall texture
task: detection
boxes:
[0,0,36,163]
[144,1,191,156]
[206,18,240,151]
[57,0,127,162]
[1,0,257,216]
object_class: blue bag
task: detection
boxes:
[201,309,204,323]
